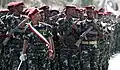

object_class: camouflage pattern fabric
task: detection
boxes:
[23,22,52,70]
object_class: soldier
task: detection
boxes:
[19,8,55,70]
[76,6,103,70]
[0,2,17,69]
[114,14,120,53]
[57,5,80,70]
[50,9,59,17]
[39,5,51,24]
[0,9,9,70]
[7,1,16,15]
[1,1,26,70]
[96,11,110,70]
[0,9,9,17]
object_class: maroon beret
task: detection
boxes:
[79,8,85,12]
[98,12,104,15]
[14,1,24,7]
[65,5,76,9]
[75,8,80,11]
[104,12,112,15]
[28,8,39,19]
[94,10,99,14]
[39,5,49,10]
[106,12,112,14]
[98,8,105,12]
[7,2,16,9]
[50,10,59,14]
[85,6,95,10]
[0,9,9,12]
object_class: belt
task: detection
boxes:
[81,41,97,44]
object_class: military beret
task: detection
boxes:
[0,9,9,12]
[65,5,76,9]
[23,8,33,15]
[85,6,95,10]
[75,8,80,12]
[94,10,99,14]
[104,12,112,15]
[14,1,24,7]
[39,5,49,10]
[50,10,59,14]
[79,8,85,12]
[98,8,105,12]
[7,2,16,9]
[106,12,112,14]
[98,12,104,15]
[28,8,39,19]
[39,10,44,14]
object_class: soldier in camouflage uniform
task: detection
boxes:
[19,8,54,70]
[0,2,16,70]
[96,11,109,70]
[0,9,9,17]
[1,1,26,70]
[0,9,10,70]
[114,15,120,53]
[48,9,60,70]
[101,11,115,70]
[57,5,80,70]
[76,6,103,70]
[39,6,51,24]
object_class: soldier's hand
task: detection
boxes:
[19,54,27,61]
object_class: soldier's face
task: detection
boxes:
[32,12,41,21]
[66,8,76,17]
[86,9,94,19]
[9,7,16,13]
[40,12,45,22]
[16,5,24,13]
[44,9,50,17]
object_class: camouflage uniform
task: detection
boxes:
[58,17,80,70]
[114,17,120,53]
[23,22,52,70]
[97,15,112,70]
[0,12,9,70]
[50,20,60,70]
[1,14,25,70]
[78,19,100,70]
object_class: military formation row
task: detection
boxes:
[0,1,120,70]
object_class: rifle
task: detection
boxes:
[75,26,93,47]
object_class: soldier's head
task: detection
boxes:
[0,9,9,17]
[28,8,41,23]
[39,10,45,22]
[98,12,104,21]
[50,10,59,17]
[65,5,76,17]
[39,5,50,17]
[75,8,80,17]
[76,8,85,19]
[14,1,25,14]
[85,6,95,19]
[7,2,16,13]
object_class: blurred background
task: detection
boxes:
[0,0,119,11]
